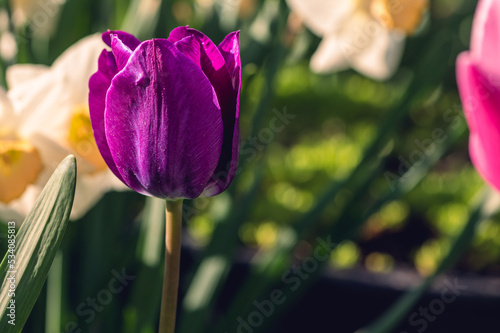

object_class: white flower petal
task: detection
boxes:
[51,34,105,104]
[310,34,350,73]
[286,0,354,36]
[0,32,18,62]
[8,70,72,139]
[310,12,372,74]
[6,64,50,89]
[351,29,405,80]
[287,0,410,80]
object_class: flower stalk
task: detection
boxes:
[159,199,183,333]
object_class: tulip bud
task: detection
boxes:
[89,28,241,199]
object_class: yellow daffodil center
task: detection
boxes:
[68,105,107,172]
[0,139,42,203]
[369,0,428,35]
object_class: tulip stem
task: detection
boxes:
[159,199,183,333]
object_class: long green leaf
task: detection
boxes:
[0,155,77,332]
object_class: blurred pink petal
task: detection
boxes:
[456,0,500,191]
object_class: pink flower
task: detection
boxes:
[456,0,500,191]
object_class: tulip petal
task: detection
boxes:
[110,33,136,70]
[169,27,241,195]
[457,52,500,191]
[89,49,126,184]
[102,30,141,50]
[202,116,240,196]
[168,25,190,43]
[105,39,223,199]
[470,0,500,78]
[218,31,241,91]
[174,36,201,68]
[203,32,243,196]
[188,29,240,195]
[168,27,232,92]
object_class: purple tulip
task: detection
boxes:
[456,0,500,191]
[88,27,241,199]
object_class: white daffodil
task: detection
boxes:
[1,34,126,222]
[286,0,428,80]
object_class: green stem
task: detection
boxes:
[159,199,183,333]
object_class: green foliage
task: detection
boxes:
[0,1,495,332]
[0,156,76,332]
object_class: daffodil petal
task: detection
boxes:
[51,34,105,104]
[285,0,354,36]
[351,30,405,80]
[8,70,70,138]
[6,64,50,89]
[310,34,350,73]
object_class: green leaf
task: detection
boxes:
[0,155,77,332]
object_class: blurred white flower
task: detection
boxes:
[286,0,428,80]
[1,32,18,62]
[0,9,18,62]
[9,0,65,37]
[0,34,127,222]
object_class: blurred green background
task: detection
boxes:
[0,0,499,332]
